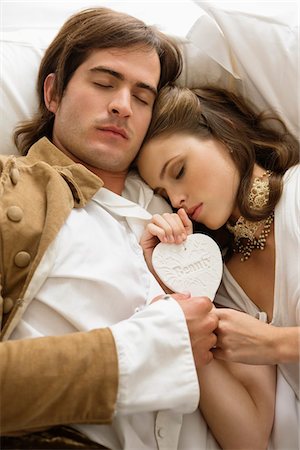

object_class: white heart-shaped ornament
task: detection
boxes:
[152,233,223,300]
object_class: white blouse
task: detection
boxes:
[216,165,300,450]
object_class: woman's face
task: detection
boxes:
[138,133,240,229]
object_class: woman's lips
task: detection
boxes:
[188,203,203,221]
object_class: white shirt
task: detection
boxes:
[216,165,300,450]
[11,172,218,450]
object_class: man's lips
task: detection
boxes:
[98,126,128,139]
[187,203,203,221]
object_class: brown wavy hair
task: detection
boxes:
[14,7,182,155]
[141,84,299,222]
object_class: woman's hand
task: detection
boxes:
[140,208,192,281]
[213,308,300,365]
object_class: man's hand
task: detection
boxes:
[153,293,218,369]
[178,296,218,368]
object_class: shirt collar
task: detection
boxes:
[92,187,152,220]
[24,137,103,207]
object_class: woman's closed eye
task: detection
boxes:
[175,165,185,180]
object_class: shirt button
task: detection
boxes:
[134,307,140,313]
[157,427,165,439]
[7,205,23,222]
[14,251,31,268]
[3,297,14,314]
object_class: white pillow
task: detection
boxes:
[183,1,299,137]
[1,29,56,155]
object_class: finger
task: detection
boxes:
[177,208,193,234]
[206,349,215,365]
[161,212,187,243]
[140,227,160,247]
[214,308,231,319]
[195,346,214,367]
[150,294,172,303]
[146,223,169,243]
[211,347,228,361]
[210,332,218,349]
[150,214,176,242]
[196,296,215,313]
[171,292,191,301]
[174,290,191,299]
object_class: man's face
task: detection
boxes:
[45,46,161,173]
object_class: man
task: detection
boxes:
[0,8,218,449]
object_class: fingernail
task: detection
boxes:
[182,291,191,298]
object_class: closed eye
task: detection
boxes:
[134,95,149,105]
[93,82,113,88]
[175,166,185,179]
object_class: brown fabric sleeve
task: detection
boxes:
[0,328,118,435]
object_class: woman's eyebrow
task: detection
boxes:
[90,66,157,97]
[159,156,178,180]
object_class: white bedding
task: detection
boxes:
[1,1,299,448]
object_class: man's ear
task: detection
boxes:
[44,73,58,113]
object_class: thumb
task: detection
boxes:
[177,208,193,234]
[172,291,191,301]
[150,291,191,304]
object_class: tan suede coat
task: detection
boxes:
[0,138,118,435]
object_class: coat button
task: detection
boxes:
[10,167,20,185]
[14,251,31,268]
[157,427,165,439]
[3,297,14,314]
[7,205,23,222]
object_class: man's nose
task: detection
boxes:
[108,89,133,118]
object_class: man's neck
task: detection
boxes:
[92,168,127,195]
[57,147,127,194]
[80,161,127,194]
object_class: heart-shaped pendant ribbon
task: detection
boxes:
[152,233,223,300]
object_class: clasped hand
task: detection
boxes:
[141,209,218,368]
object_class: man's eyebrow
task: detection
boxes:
[90,66,157,97]
[136,81,157,97]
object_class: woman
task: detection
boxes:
[137,84,299,449]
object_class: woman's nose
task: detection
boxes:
[169,192,186,210]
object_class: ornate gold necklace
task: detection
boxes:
[226,171,274,261]
[226,212,274,261]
